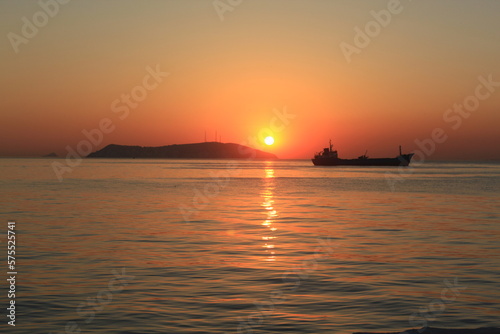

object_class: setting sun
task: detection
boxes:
[264,136,274,146]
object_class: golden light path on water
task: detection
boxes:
[261,162,278,262]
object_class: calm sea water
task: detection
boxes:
[1,158,499,334]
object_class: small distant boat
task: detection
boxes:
[312,140,414,166]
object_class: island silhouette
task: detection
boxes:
[87,142,278,160]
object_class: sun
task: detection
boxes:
[264,136,274,146]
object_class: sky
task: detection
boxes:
[1,0,499,160]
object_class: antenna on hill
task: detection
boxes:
[204,130,207,142]
[215,130,217,142]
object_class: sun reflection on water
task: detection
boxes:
[261,162,278,261]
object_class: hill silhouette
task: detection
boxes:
[87,142,278,160]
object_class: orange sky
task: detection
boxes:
[1,0,499,160]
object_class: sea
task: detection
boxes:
[1,158,499,334]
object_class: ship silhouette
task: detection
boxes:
[312,140,414,166]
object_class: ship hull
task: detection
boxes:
[312,154,414,166]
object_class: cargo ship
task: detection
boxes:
[312,141,414,166]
